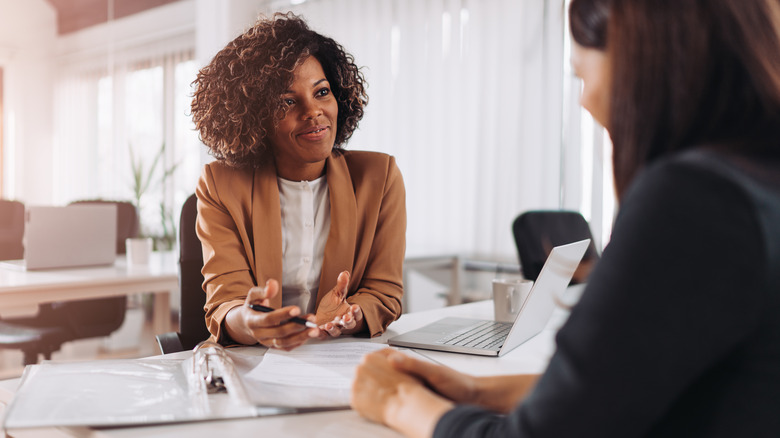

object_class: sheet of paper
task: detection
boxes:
[246,341,387,389]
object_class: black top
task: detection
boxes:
[435,149,780,437]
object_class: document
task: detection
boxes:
[240,341,387,408]
[246,341,386,389]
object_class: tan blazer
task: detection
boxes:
[196,150,406,341]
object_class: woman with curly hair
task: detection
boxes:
[352,0,780,436]
[191,13,405,350]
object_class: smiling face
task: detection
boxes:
[268,56,339,181]
[571,42,611,129]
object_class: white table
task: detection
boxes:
[0,251,178,336]
[0,299,573,438]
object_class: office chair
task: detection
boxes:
[156,193,210,354]
[512,210,600,285]
[0,200,137,365]
[0,200,57,363]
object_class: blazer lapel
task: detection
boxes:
[252,161,284,308]
[316,153,357,306]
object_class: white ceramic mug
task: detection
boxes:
[492,279,534,323]
[126,237,153,265]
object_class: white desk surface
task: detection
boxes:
[0,299,574,438]
[0,251,178,336]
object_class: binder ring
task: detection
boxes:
[187,340,251,407]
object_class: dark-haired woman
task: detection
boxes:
[351,0,780,436]
[191,13,405,350]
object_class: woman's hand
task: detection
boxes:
[224,279,320,350]
[315,271,365,337]
[351,349,454,438]
[383,348,479,404]
[391,349,541,413]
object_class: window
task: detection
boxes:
[53,50,200,246]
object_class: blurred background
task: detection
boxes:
[0,0,612,375]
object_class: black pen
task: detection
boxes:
[248,304,318,328]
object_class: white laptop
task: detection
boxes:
[389,239,590,356]
[0,205,118,271]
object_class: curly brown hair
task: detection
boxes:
[191,12,368,168]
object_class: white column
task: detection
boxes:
[0,0,56,204]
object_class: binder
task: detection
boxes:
[1,341,348,430]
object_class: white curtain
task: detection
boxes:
[267,0,572,259]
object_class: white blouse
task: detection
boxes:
[277,176,331,314]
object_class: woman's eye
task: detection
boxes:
[316,88,330,97]
[284,98,295,105]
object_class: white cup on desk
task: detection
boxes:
[492,278,533,322]
[126,237,153,265]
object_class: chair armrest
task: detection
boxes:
[155,332,185,354]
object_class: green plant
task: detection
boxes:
[129,142,180,249]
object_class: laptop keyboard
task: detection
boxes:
[436,320,512,349]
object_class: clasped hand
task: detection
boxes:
[350,349,462,438]
[351,349,540,438]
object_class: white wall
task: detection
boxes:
[0,0,56,204]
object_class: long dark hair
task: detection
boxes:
[569,0,608,49]
[570,0,780,199]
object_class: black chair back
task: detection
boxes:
[512,210,600,284]
[177,193,210,349]
[157,193,210,353]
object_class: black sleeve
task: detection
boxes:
[434,160,766,438]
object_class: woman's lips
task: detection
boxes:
[298,125,329,141]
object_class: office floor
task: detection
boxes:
[0,307,176,380]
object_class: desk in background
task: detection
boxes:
[0,299,573,438]
[403,252,522,311]
[0,252,178,337]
